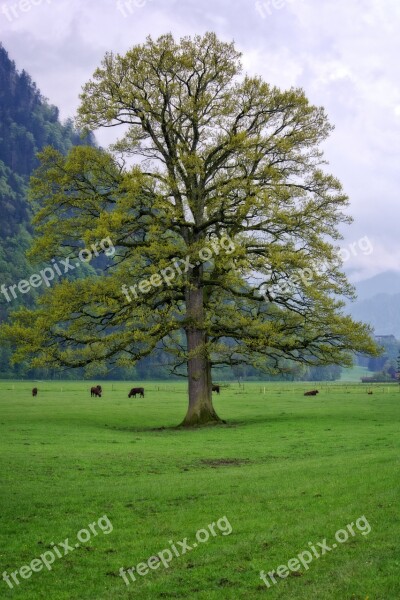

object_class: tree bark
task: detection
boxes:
[180,285,223,426]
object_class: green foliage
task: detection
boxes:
[367,336,399,372]
[303,363,342,381]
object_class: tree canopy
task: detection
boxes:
[1,33,379,425]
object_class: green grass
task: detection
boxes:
[0,380,399,599]
[340,365,370,382]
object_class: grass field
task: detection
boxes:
[0,380,399,599]
[340,366,370,382]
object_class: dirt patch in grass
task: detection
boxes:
[199,458,251,468]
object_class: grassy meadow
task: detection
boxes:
[0,380,399,599]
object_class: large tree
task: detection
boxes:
[1,33,378,425]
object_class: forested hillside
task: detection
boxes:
[0,44,95,377]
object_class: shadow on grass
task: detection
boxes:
[105,411,323,434]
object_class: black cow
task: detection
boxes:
[91,386,102,397]
[32,387,38,397]
[212,385,220,394]
[128,387,145,398]
[304,389,319,396]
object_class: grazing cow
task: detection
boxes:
[212,384,220,394]
[91,386,102,397]
[304,389,319,396]
[128,387,145,398]
[32,387,38,397]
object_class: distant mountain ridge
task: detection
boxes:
[352,271,400,301]
[348,271,400,337]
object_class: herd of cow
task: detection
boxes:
[90,385,220,398]
[90,385,145,398]
[30,384,221,397]
[30,384,319,397]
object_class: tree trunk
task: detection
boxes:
[180,285,223,427]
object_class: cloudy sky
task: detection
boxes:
[1,0,399,281]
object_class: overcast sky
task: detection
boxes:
[1,0,399,281]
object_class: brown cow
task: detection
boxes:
[212,384,220,394]
[304,389,319,396]
[91,386,102,397]
[128,387,144,398]
[32,387,38,397]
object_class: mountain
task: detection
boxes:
[347,272,400,338]
[352,271,400,302]
[350,293,400,337]
[0,44,95,376]
[0,44,95,237]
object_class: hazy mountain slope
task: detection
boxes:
[348,274,400,337]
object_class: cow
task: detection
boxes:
[128,387,145,398]
[212,384,220,394]
[32,387,38,397]
[304,389,319,396]
[91,386,102,397]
